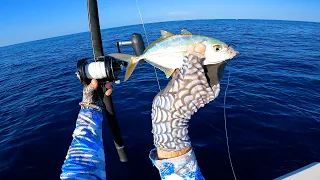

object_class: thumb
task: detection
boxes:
[84,79,99,93]
[89,79,99,89]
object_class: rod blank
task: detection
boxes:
[87,0,128,162]
[87,0,104,59]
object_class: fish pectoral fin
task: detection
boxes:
[108,53,140,81]
[163,67,175,78]
[181,29,192,35]
[160,30,175,39]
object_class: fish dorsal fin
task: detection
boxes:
[160,30,175,39]
[181,29,192,35]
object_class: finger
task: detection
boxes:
[105,82,113,96]
[89,79,99,89]
[185,43,197,55]
[105,82,112,89]
[105,88,112,96]
[194,43,206,55]
[172,69,180,77]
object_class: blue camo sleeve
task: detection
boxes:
[60,108,106,180]
[149,148,205,180]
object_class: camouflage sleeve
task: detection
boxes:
[149,148,205,180]
[60,108,106,180]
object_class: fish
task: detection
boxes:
[109,29,237,81]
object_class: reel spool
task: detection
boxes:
[76,56,121,84]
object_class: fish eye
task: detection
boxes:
[213,45,221,51]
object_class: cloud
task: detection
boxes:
[167,11,193,16]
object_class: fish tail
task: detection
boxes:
[108,53,140,81]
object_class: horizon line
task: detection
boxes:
[1,18,319,48]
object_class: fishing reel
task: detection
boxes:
[76,33,145,84]
[116,33,145,59]
[76,56,122,84]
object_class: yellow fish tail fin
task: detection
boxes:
[108,53,140,81]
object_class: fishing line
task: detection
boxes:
[135,0,161,91]
[224,70,237,180]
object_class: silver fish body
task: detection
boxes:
[109,30,237,81]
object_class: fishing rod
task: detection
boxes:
[76,0,145,162]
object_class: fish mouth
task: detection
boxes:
[227,46,238,59]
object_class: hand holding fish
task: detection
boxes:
[151,43,222,160]
[184,43,206,57]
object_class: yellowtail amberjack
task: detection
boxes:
[109,29,237,81]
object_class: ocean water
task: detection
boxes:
[0,19,319,180]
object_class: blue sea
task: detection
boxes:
[0,19,319,180]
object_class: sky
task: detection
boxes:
[0,0,319,47]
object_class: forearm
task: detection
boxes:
[60,108,106,180]
[150,54,220,179]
